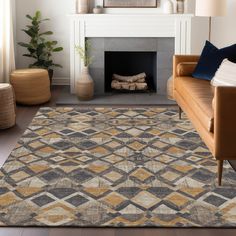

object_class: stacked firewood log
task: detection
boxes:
[111,72,148,91]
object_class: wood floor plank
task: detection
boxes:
[0,106,38,165]
[0,228,23,236]
[175,229,236,236]
[79,228,115,236]
[116,229,156,236]
[22,228,49,236]
[1,228,236,236]
[143,228,178,236]
[49,228,83,236]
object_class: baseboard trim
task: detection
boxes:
[52,77,70,86]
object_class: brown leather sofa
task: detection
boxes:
[173,55,236,186]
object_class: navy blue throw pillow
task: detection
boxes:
[192,41,236,81]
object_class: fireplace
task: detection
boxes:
[85,37,174,95]
[69,14,194,94]
[105,51,157,93]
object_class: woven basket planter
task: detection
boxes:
[0,84,16,129]
[10,69,51,105]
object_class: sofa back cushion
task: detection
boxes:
[192,41,236,81]
[211,59,236,87]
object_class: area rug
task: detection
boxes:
[0,107,236,227]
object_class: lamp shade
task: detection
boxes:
[195,0,227,17]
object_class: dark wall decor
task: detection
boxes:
[103,0,158,8]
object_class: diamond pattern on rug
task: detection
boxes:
[0,107,236,227]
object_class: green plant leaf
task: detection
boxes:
[22,54,32,57]
[22,29,35,37]
[26,25,34,29]
[53,63,63,68]
[51,41,58,45]
[23,54,37,59]
[39,37,46,42]
[28,48,36,54]
[53,47,63,52]
[18,42,32,48]
[41,18,50,22]
[39,31,53,36]
[36,44,45,56]
[46,41,53,47]
[35,11,41,20]
[32,20,38,26]
[26,14,33,20]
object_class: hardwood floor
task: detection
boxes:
[0,86,59,164]
[0,228,235,236]
[0,86,235,235]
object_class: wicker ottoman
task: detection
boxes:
[0,84,16,129]
[10,69,51,105]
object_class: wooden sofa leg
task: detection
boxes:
[179,106,182,120]
[218,160,224,186]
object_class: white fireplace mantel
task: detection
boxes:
[69,14,193,93]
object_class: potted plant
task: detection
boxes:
[75,39,94,100]
[18,11,63,84]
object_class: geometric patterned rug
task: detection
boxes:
[0,107,236,227]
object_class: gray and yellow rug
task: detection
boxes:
[0,107,236,227]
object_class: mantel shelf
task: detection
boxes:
[68,13,194,19]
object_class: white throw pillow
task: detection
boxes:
[211,59,236,87]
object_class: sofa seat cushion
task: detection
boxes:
[175,76,214,132]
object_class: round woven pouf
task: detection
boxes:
[10,69,51,105]
[0,84,16,129]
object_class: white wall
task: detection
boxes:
[15,0,75,82]
[15,0,236,83]
[212,0,236,47]
[191,0,236,50]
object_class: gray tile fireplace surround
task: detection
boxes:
[57,37,175,106]
[88,37,174,95]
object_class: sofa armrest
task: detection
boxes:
[173,55,200,78]
[214,86,236,160]
[177,62,198,77]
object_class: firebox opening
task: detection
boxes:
[105,51,157,93]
